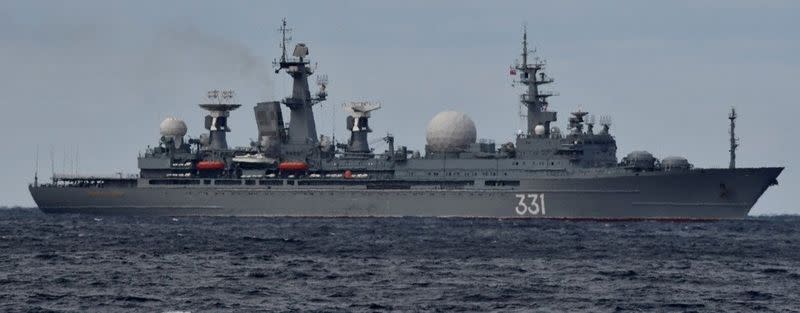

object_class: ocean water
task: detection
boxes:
[0,209,798,312]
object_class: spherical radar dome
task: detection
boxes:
[159,117,188,137]
[425,111,477,152]
[533,124,546,136]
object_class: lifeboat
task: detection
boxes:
[196,160,225,171]
[278,161,309,172]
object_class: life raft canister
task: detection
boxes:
[278,161,309,172]
[196,160,225,171]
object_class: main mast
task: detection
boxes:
[515,27,557,137]
[274,18,327,145]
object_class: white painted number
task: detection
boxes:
[514,193,546,216]
[514,194,528,215]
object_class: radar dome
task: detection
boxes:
[159,117,187,137]
[624,150,656,170]
[627,150,654,161]
[425,111,477,153]
[662,156,691,171]
[534,124,546,136]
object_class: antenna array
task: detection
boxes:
[206,90,235,104]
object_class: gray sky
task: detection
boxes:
[1,1,797,214]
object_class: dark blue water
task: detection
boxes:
[1,209,798,312]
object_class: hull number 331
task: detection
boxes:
[514,194,546,215]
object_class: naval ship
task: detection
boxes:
[29,21,783,219]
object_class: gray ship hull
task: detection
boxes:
[30,167,782,219]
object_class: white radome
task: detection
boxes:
[425,111,477,152]
[627,150,654,161]
[159,117,188,137]
[533,124,546,135]
[662,156,691,169]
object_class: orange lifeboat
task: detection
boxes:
[196,160,225,171]
[278,161,309,172]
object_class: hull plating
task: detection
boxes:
[30,168,782,219]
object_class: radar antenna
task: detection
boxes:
[207,90,219,103]
[315,74,328,101]
[586,114,596,135]
[316,74,328,87]
[599,115,612,134]
[200,89,242,150]
[729,107,739,169]
[278,18,293,64]
[343,101,381,116]
[206,89,235,104]
[221,90,234,104]
[342,101,382,155]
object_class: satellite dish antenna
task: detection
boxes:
[343,101,381,115]
[343,101,381,132]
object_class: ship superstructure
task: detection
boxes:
[29,20,782,219]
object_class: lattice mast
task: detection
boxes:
[729,107,739,169]
[513,26,557,136]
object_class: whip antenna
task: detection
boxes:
[34,145,39,186]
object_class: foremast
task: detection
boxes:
[514,27,557,137]
[729,107,739,169]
